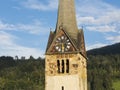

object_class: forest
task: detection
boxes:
[0,43,120,90]
[0,56,45,90]
[87,43,120,90]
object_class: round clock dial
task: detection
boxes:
[55,35,71,52]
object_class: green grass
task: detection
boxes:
[113,80,120,90]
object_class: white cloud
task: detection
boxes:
[0,31,44,58]
[19,0,120,33]
[106,35,120,43]
[0,20,49,35]
[0,45,44,59]
[19,0,120,34]
[1,0,120,58]
[0,20,48,58]
[12,6,21,10]
[0,21,15,30]
[22,0,58,11]
[76,0,120,33]
[86,25,116,32]
[0,31,15,46]
[76,0,118,15]
[86,43,108,50]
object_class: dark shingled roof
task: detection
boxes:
[46,31,55,52]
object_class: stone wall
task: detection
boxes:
[45,53,87,90]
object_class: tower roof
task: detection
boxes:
[56,0,78,40]
[46,0,86,58]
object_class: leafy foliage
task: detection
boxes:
[113,79,120,90]
[0,56,45,90]
[87,43,120,90]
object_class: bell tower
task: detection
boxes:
[45,0,87,90]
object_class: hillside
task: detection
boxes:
[87,43,120,90]
[0,43,120,90]
[87,43,120,55]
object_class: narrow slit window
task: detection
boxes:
[62,86,64,90]
[57,60,60,73]
[66,59,69,73]
[62,60,64,73]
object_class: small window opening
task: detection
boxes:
[57,60,60,73]
[62,86,64,90]
[66,59,69,73]
[62,60,64,73]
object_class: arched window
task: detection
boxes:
[66,59,69,73]
[57,60,60,73]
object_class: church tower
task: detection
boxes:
[45,0,87,90]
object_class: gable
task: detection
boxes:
[46,29,78,54]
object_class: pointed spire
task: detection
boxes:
[56,0,78,40]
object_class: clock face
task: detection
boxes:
[55,35,71,52]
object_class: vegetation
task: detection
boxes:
[87,43,120,55]
[87,43,120,90]
[87,54,120,90]
[113,79,120,90]
[0,56,45,90]
[0,43,120,90]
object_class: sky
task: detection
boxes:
[0,0,120,58]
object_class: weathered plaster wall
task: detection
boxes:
[45,53,87,90]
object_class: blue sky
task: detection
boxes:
[0,0,120,58]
